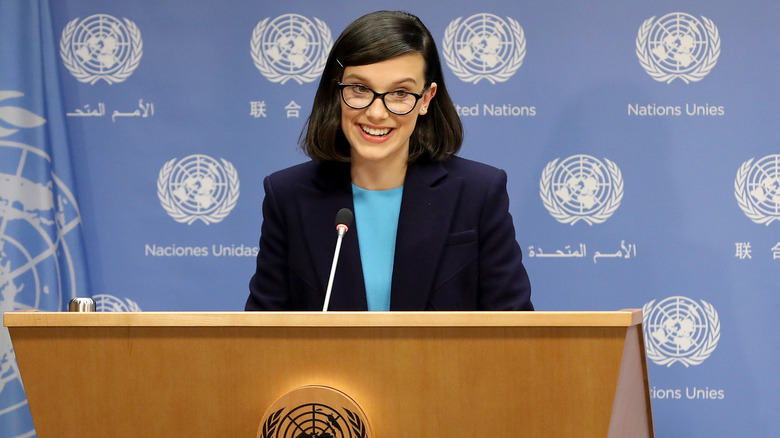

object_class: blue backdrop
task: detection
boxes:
[1,0,778,436]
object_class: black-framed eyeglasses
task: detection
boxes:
[337,83,425,115]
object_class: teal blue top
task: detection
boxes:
[351,184,403,311]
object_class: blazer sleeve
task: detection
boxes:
[477,169,533,311]
[245,175,291,310]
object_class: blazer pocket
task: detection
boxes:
[445,229,477,246]
[434,232,478,294]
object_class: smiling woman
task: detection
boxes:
[303,11,462,164]
[339,53,436,190]
[246,11,533,312]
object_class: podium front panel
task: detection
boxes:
[6,311,653,437]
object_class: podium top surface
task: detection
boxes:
[4,309,642,328]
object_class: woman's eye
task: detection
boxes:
[354,85,371,94]
[389,91,409,99]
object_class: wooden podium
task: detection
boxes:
[5,310,654,437]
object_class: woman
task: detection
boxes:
[245,11,532,311]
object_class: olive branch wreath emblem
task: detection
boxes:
[539,157,623,226]
[642,299,720,368]
[442,15,526,84]
[259,408,284,438]
[60,16,143,85]
[251,16,333,85]
[93,294,142,312]
[734,157,780,226]
[156,156,240,226]
[260,407,368,438]
[636,14,720,84]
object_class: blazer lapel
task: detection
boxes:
[390,161,463,310]
[296,162,368,310]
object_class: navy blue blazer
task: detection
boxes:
[245,156,533,311]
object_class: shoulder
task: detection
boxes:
[407,156,507,201]
[265,160,319,184]
[439,155,507,187]
[440,155,502,173]
[265,160,350,188]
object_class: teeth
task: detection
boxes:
[360,125,391,136]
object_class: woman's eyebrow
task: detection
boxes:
[341,74,420,88]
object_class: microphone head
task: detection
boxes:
[335,208,354,231]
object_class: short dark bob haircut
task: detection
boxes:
[301,11,463,163]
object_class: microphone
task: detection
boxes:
[322,208,354,311]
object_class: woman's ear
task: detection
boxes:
[420,82,437,114]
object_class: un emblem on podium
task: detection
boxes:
[60,14,143,85]
[258,386,371,438]
[636,12,720,84]
[642,296,720,367]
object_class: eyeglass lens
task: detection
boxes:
[341,85,419,114]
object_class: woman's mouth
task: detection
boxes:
[360,124,392,137]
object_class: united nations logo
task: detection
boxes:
[251,14,332,84]
[643,296,720,367]
[735,155,780,226]
[442,13,526,84]
[636,12,720,84]
[1,91,82,436]
[157,154,239,225]
[94,294,141,312]
[540,155,624,225]
[60,14,143,85]
[258,386,371,438]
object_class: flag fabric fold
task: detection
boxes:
[1,1,91,436]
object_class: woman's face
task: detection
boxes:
[339,53,437,169]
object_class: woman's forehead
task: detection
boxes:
[341,53,426,87]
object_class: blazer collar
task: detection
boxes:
[390,160,462,310]
[295,162,367,310]
[295,160,463,311]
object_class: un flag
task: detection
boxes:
[1,1,91,436]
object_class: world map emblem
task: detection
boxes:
[251,14,333,84]
[442,13,526,84]
[734,154,780,225]
[540,155,624,225]
[157,154,239,225]
[94,294,141,312]
[636,12,720,84]
[259,386,371,438]
[642,296,720,367]
[60,14,143,85]
[0,91,82,434]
